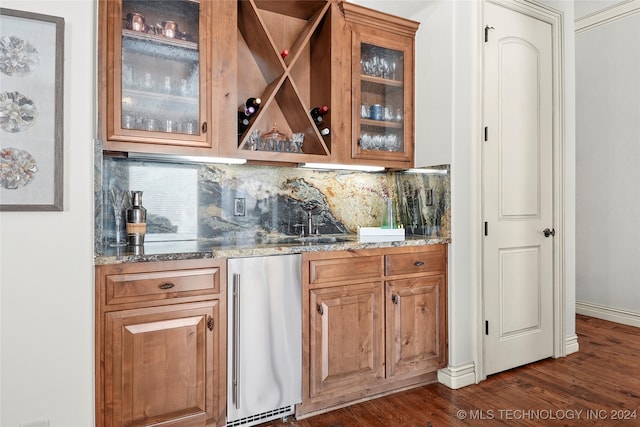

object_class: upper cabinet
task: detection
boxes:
[99,0,236,155]
[337,2,419,169]
[98,0,418,167]
[219,0,342,164]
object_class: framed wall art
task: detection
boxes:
[0,8,64,211]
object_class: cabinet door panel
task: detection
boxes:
[309,282,384,398]
[105,301,218,427]
[385,276,446,379]
[108,0,209,147]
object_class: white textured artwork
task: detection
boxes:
[0,9,63,210]
[0,35,39,76]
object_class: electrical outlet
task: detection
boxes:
[20,420,49,427]
[233,198,246,216]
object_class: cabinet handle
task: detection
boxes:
[207,316,214,331]
[392,294,399,305]
[202,122,207,133]
[232,273,240,409]
[414,261,425,267]
[158,282,175,290]
[317,304,324,315]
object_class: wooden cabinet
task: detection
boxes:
[309,281,385,399]
[98,0,236,156]
[98,0,418,167]
[95,259,226,427]
[219,0,345,164]
[299,245,447,417]
[385,275,446,380]
[337,2,419,169]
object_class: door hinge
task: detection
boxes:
[485,320,489,335]
[484,221,488,236]
[484,126,488,141]
[484,25,494,42]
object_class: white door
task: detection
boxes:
[482,1,555,376]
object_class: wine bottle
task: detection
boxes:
[319,127,330,137]
[237,111,250,134]
[310,105,329,121]
[239,105,255,116]
[281,49,289,59]
[244,97,261,113]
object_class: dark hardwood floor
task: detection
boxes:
[260,315,640,426]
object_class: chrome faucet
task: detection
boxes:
[294,202,322,237]
[306,209,314,236]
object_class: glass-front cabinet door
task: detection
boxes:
[105,0,209,148]
[346,10,418,169]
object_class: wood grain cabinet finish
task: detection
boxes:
[337,2,419,169]
[98,0,418,168]
[96,259,227,427]
[98,0,236,156]
[385,275,447,380]
[299,245,448,417]
[309,281,385,399]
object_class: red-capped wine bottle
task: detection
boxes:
[310,105,329,121]
[281,49,289,59]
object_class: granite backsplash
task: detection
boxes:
[96,157,450,253]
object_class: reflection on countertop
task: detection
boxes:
[94,234,450,265]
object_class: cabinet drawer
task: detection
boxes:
[105,268,220,305]
[309,255,382,285]
[385,250,445,276]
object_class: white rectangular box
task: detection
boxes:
[358,227,405,242]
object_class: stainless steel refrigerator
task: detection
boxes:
[226,254,302,427]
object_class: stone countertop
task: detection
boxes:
[94,234,450,265]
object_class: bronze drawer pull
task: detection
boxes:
[159,283,175,290]
[414,261,425,267]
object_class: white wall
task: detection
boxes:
[0,1,96,426]
[575,1,640,325]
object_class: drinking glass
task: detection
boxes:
[109,189,129,247]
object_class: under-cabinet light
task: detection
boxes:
[127,152,247,165]
[403,168,449,174]
[299,163,385,172]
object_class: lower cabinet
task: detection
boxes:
[299,245,447,417]
[385,275,447,380]
[309,281,385,399]
[95,259,226,427]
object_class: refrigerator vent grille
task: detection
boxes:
[225,405,295,427]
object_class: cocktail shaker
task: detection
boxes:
[126,191,147,246]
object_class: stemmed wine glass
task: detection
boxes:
[110,189,129,247]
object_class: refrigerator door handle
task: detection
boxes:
[232,273,241,410]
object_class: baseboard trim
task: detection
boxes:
[437,363,476,389]
[576,301,640,328]
[565,334,579,355]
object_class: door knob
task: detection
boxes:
[543,228,555,237]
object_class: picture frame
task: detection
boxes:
[0,8,64,211]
